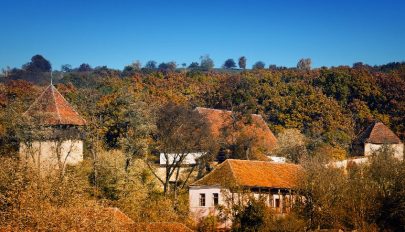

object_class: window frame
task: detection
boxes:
[199,193,206,207]
[213,193,219,206]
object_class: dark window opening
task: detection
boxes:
[213,193,219,206]
[199,193,206,206]
[275,199,280,208]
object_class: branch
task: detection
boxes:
[144,159,165,185]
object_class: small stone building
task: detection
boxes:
[351,122,403,160]
[19,84,86,172]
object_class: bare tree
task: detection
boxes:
[146,103,213,196]
[297,58,312,70]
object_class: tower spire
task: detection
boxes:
[50,70,53,85]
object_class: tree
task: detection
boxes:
[146,103,212,195]
[223,59,236,69]
[268,64,277,70]
[188,62,199,69]
[252,61,265,70]
[297,58,312,70]
[122,61,142,76]
[144,60,157,70]
[61,64,72,72]
[232,198,268,232]
[238,56,247,69]
[132,60,142,70]
[200,55,214,71]
[77,63,92,72]
[158,61,177,72]
[274,129,307,163]
[22,55,52,73]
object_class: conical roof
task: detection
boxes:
[355,122,401,144]
[23,85,86,126]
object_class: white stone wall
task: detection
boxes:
[189,186,222,216]
[19,139,83,171]
[189,186,295,228]
[364,143,404,160]
[159,152,205,166]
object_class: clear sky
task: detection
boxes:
[1,0,405,70]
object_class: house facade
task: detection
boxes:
[351,122,403,160]
[189,159,302,228]
[19,84,86,172]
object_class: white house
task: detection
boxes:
[189,159,302,228]
[159,152,205,166]
[352,122,403,160]
[267,156,287,163]
[19,84,86,172]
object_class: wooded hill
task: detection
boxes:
[1,56,404,160]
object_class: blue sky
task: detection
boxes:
[1,0,405,70]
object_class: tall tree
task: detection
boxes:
[297,58,312,70]
[200,55,214,71]
[223,59,236,69]
[252,61,265,70]
[238,56,247,69]
[23,55,52,73]
[147,103,212,195]
[144,60,157,70]
[77,63,92,72]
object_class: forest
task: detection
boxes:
[0,55,404,231]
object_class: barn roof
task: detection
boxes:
[354,122,401,144]
[195,107,278,152]
[191,159,302,189]
[23,84,86,126]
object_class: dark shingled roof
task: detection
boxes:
[355,122,401,144]
[23,85,86,126]
[191,159,302,189]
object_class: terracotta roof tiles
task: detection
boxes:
[23,85,86,126]
[195,107,277,152]
[191,159,302,189]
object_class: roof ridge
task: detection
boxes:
[23,85,51,116]
[196,106,263,117]
[51,85,62,123]
[227,158,296,165]
[190,160,229,186]
[227,160,239,186]
[53,85,82,118]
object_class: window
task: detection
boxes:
[275,199,280,208]
[213,193,219,206]
[199,193,206,206]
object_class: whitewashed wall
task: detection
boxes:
[160,152,205,166]
[189,186,222,218]
[19,139,83,170]
[365,143,404,160]
[189,185,295,229]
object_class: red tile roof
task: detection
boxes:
[191,159,302,189]
[355,122,401,144]
[23,85,86,126]
[195,107,277,153]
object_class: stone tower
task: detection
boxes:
[19,84,86,172]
